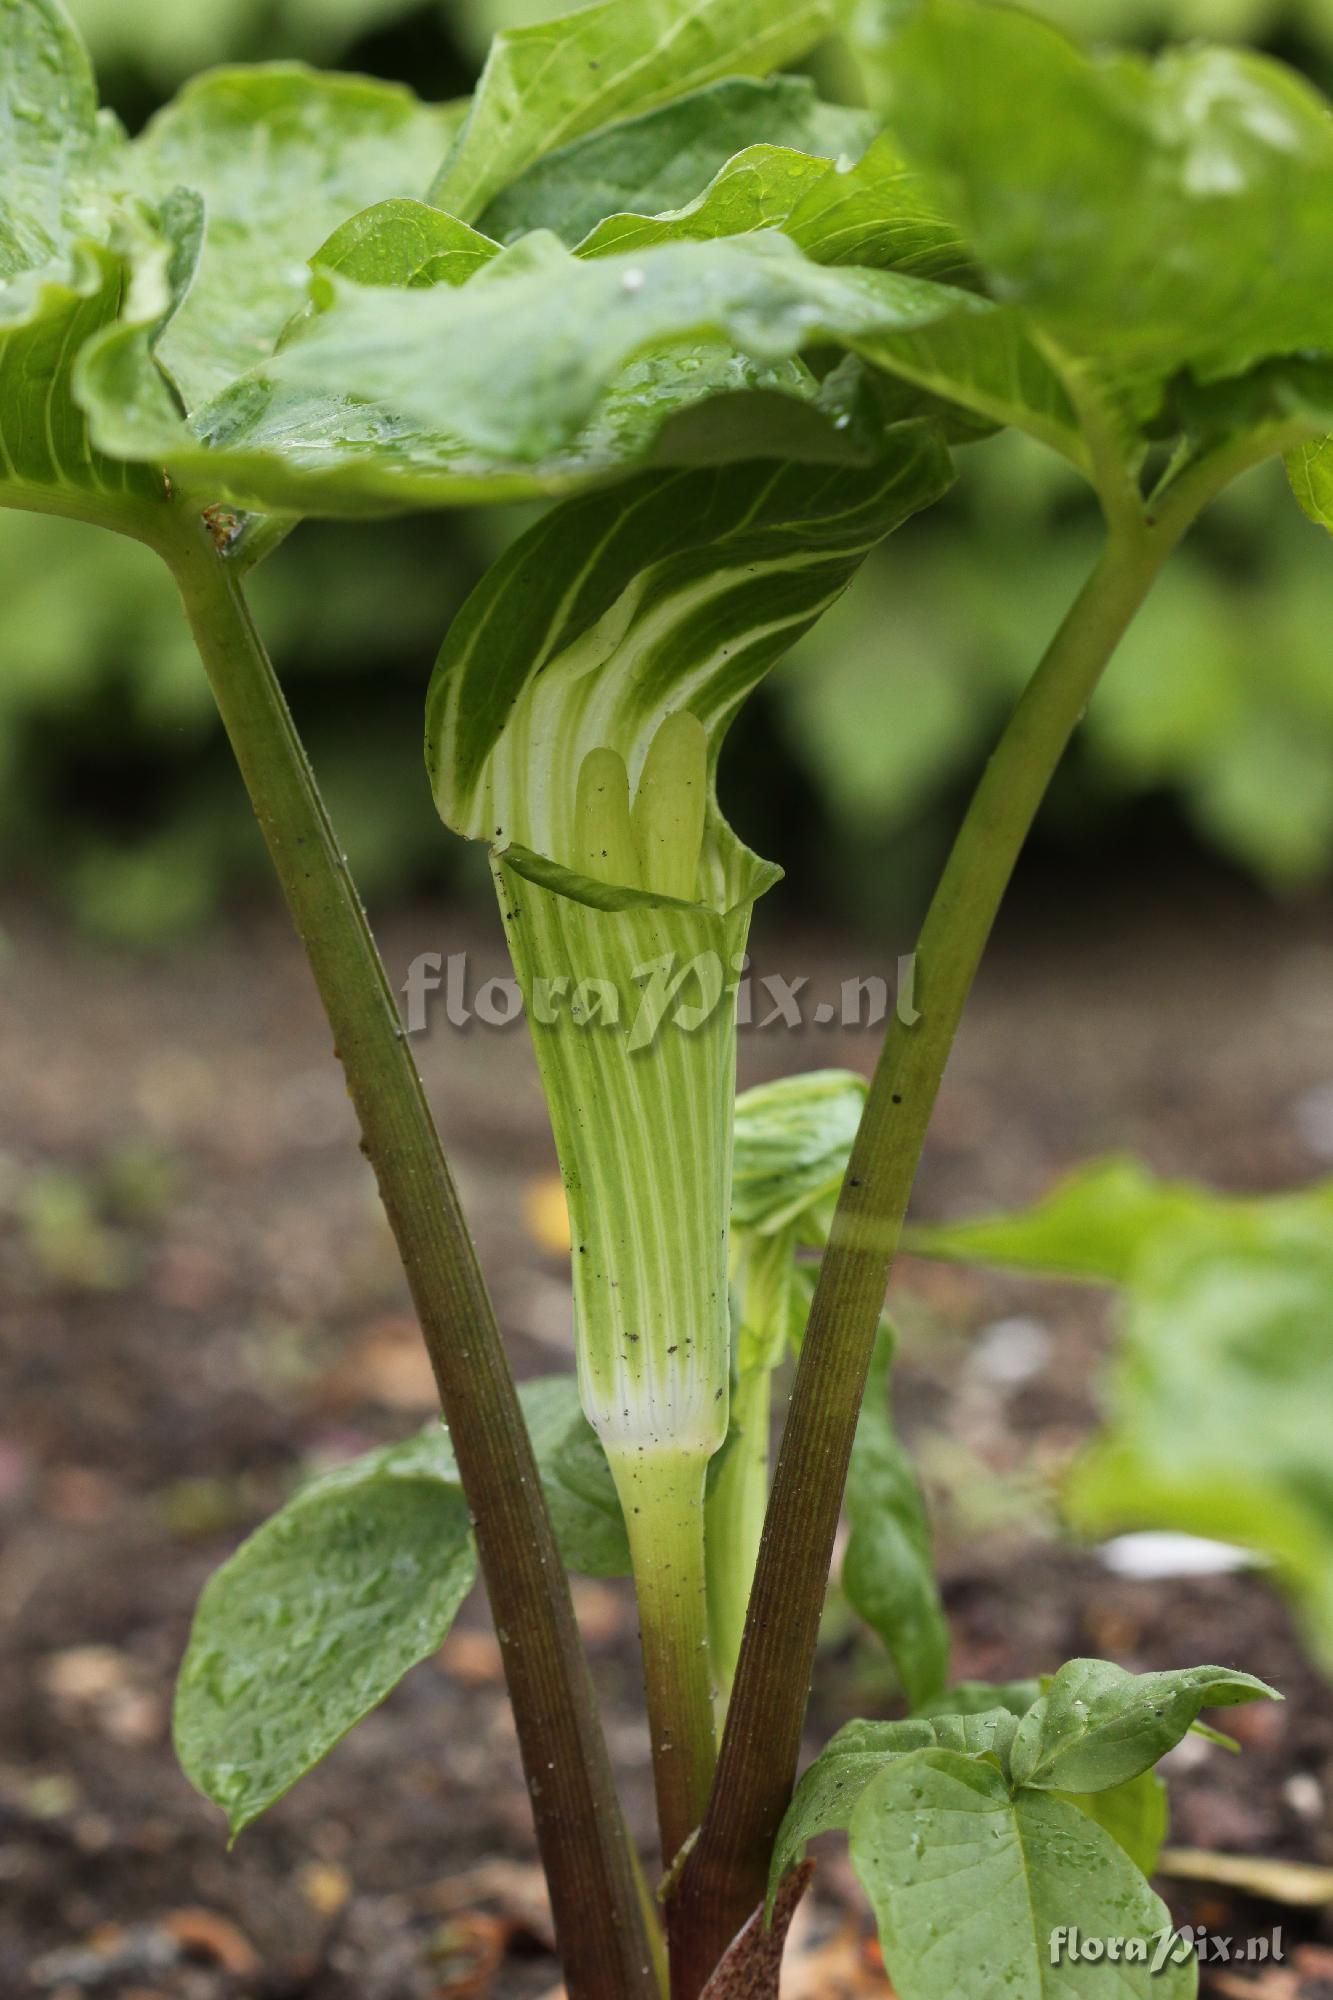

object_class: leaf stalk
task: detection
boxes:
[667,507,1195,1995]
[158,509,657,2000]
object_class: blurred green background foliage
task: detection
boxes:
[3,0,1331,942]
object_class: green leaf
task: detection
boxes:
[903,1165,1333,1664]
[0,0,110,280]
[1289,436,1333,530]
[731,1068,867,1236]
[132,65,463,409]
[443,1375,631,1577]
[850,1750,1195,2000]
[575,144,837,258]
[770,1710,1022,1897]
[174,1462,476,1837]
[572,128,968,290]
[1067,1206,1333,1669]
[1010,1657,1279,1794]
[173,1369,629,1836]
[770,1717,941,1894]
[843,1325,950,1708]
[0,0,163,516]
[479,74,877,246]
[430,0,850,222]
[783,130,967,279]
[904,1155,1333,1284]
[879,0,1333,443]
[310,197,500,288]
[78,231,973,514]
[916,1679,1041,1720]
[902,1155,1216,1283]
[510,1375,631,1578]
[1059,1769,1169,1879]
[773,1686,1177,1943]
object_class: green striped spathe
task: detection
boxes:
[427,440,953,1456]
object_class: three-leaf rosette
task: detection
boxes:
[774,1661,1279,2000]
[426,450,949,1469]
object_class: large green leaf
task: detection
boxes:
[877,0,1333,446]
[899,1160,1333,1663]
[2,3,470,526]
[851,0,1333,514]
[310,197,500,289]
[0,0,111,280]
[1067,1209,1333,1667]
[772,1694,1194,1977]
[0,0,162,514]
[1010,1658,1278,1793]
[310,1375,632,1578]
[776,1659,1257,1953]
[77,231,981,513]
[132,66,463,409]
[479,74,877,246]
[575,145,839,258]
[429,0,850,222]
[851,1751,1195,2000]
[843,1325,950,1707]
[173,1371,630,1837]
[174,1460,476,1837]
[783,130,967,278]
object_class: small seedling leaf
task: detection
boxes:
[1010,1657,1280,1794]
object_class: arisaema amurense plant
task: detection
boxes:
[4,0,1332,1992]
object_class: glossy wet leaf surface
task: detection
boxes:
[1010,1657,1278,1793]
[430,0,848,222]
[880,0,1333,441]
[174,1468,476,1837]
[851,1752,1195,2000]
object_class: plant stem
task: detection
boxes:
[611,1449,717,1868]
[160,509,657,2000]
[705,1229,793,1701]
[704,1363,770,1702]
[668,515,1187,1995]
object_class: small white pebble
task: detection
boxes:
[1283,1773,1324,1820]
[1099,1531,1265,1580]
[971,1315,1051,1385]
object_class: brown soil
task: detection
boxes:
[2,876,1331,1998]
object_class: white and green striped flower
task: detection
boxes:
[426,437,950,1851]
[428,446,946,1458]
